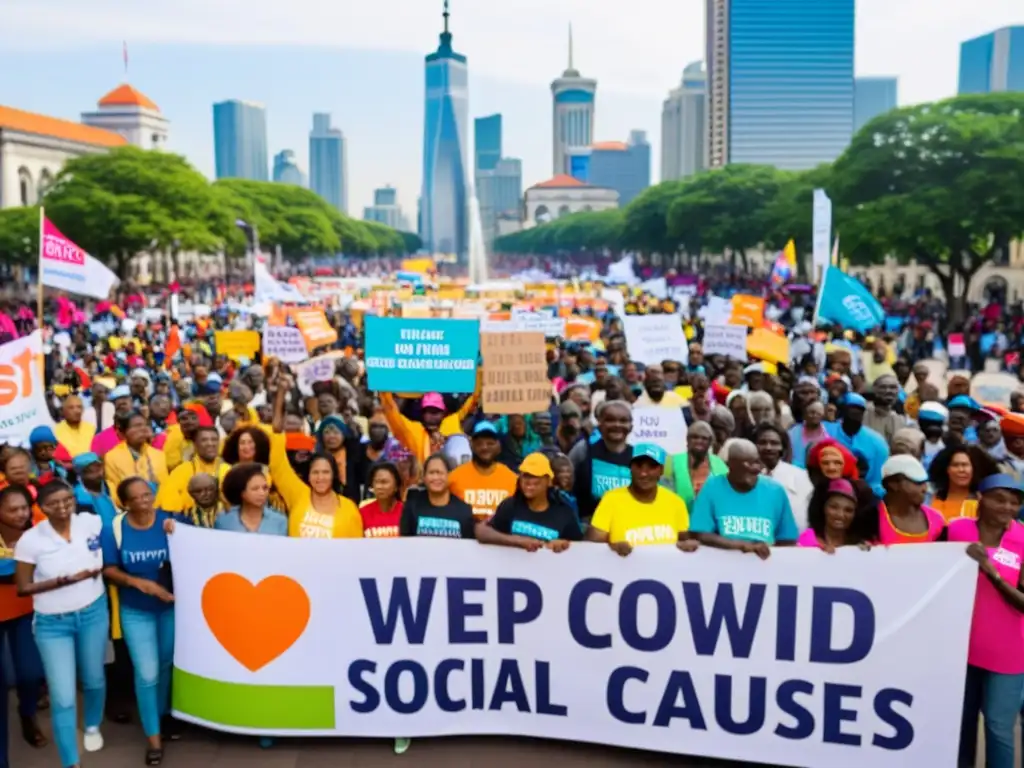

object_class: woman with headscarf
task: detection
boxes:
[314,413,364,505]
[805,439,860,488]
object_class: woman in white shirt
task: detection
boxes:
[15,481,108,768]
[754,422,813,532]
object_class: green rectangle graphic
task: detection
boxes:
[173,668,336,730]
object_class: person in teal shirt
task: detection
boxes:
[689,439,798,556]
[824,393,890,497]
[665,422,727,509]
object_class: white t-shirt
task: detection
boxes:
[14,513,105,615]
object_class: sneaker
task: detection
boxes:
[394,738,411,755]
[83,727,104,752]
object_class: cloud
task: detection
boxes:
[8,0,1019,101]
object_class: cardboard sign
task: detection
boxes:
[262,326,308,365]
[214,330,261,363]
[364,317,480,394]
[622,314,688,365]
[480,332,550,415]
[747,327,791,366]
[628,406,687,456]
[730,294,765,328]
[291,308,338,351]
[702,324,748,361]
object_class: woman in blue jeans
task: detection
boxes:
[101,477,176,766]
[14,481,108,768]
[0,484,48,767]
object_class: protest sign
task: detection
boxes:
[0,331,52,446]
[730,294,765,328]
[262,326,308,365]
[170,528,975,768]
[214,330,260,363]
[481,332,550,414]
[291,308,338,351]
[947,333,966,359]
[628,406,687,455]
[702,324,748,361]
[482,313,566,337]
[970,372,1018,406]
[747,327,790,366]
[296,353,342,396]
[365,317,479,393]
[622,314,687,365]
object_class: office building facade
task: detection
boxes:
[364,186,408,231]
[422,0,470,260]
[477,157,522,247]
[474,114,502,173]
[272,149,306,187]
[959,26,1024,94]
[212,100,268,181]
[587,131,651,206]
[661,61,707,181]
[853,77,898,133]
[309,113,348,214]
[706,0,855,170]
[551,25,597,176]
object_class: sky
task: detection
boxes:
[1,0,1020,222]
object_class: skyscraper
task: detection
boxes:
[551,24,597,176]
[477,158,522,247]
[272,149,306,187]
[474,114,502,173]
[706,0,855,170]
[212,100,268,181]
[364,185,408,231]
[958,26,1024,94]
[853,77,898,133]
[422,0,470,260]
[588,131,651,206]
[661,61,706,181]
[309,113,348,214]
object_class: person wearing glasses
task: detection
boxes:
[14,481,108,768]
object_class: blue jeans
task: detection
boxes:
[959,664,1024,768]
[0,612,44,768]
[120,604,174,739]
[34,595,109,768]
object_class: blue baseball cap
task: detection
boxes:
[978,474,1024,496]
[844,393,867,409]
[471,420,500,438]
[631,443,667,467]
[948,395,982,411]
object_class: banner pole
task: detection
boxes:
[37,207,46,384]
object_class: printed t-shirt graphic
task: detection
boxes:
[489,495,583,542]
[689,475,798,545]
[590,486,689,546]
[447,461,519,519]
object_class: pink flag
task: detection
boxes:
[39,214,119,299]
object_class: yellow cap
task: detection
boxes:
[519,452,553,479]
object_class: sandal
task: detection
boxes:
[145,747,164,765]
[21,716,48,748]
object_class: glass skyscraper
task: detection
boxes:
[959,27,1024,94]
[588,131,651,206]
[707,0,855,170]
[474,114,502,173]
[551,25,597,176]
[272,149,306,187]
[309,113,348,214]
[853,77,898,133]
[213,100,268,181]
[421,0,469,261]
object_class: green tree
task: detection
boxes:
[667,164,787,272]
[761,164,832,277]
[0,206,40,264]
[399,231,424,253]
[831,92,1024,322]
[620,181,687,256]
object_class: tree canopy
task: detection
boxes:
[493,93,1024,312]
[0,146,416,277]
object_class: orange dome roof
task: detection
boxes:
[97,84,159,111]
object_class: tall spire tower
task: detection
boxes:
[550,23,597,176]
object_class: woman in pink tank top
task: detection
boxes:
[797,478,878,551]
[950,474,1024,768]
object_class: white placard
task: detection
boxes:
[702,323,749,361]
[640,277,669,299]
[481,314,566,337]
[262,325,309,364]
[622,314,688,365]
[600,289,626,318]
[170,527,976,768]
[813,189,833,278]
[628,406,687,455]
[296,354,340,396]
[698,296,733,324]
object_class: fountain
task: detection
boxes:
[467,189,489,284]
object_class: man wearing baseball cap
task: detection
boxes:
[917,402,948,469]
[825,392,890,498]
[447,421,518,520]
[586,443,691,556]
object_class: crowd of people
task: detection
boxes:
[1,270,1023,768]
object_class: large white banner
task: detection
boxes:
[170,528,975,767]
[0,331,53,446]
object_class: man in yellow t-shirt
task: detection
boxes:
[587,443,692,555]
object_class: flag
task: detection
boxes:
[831,234,840,267]
[783,239,797,268]
[39,213,120,300]
[815,266,885,332]
[253,258,306,304]
[769,253,792,286]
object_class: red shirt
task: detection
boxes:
[360,499,402,539]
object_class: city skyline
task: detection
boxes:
[0,0,1021,217]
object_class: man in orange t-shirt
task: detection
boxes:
[448,421,518,520]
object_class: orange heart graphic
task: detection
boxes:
[201,573,310,672]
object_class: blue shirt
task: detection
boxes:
[825,422,890,497]
[75,483,118,526]
[214,507,289,536]
[101,511,174,613]
[689,475,798,545]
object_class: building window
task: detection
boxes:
[534,205,551,224]
[37,169,53,197]
[152,133,160,148]
[17,167,33,206]
[557,205,571,218]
